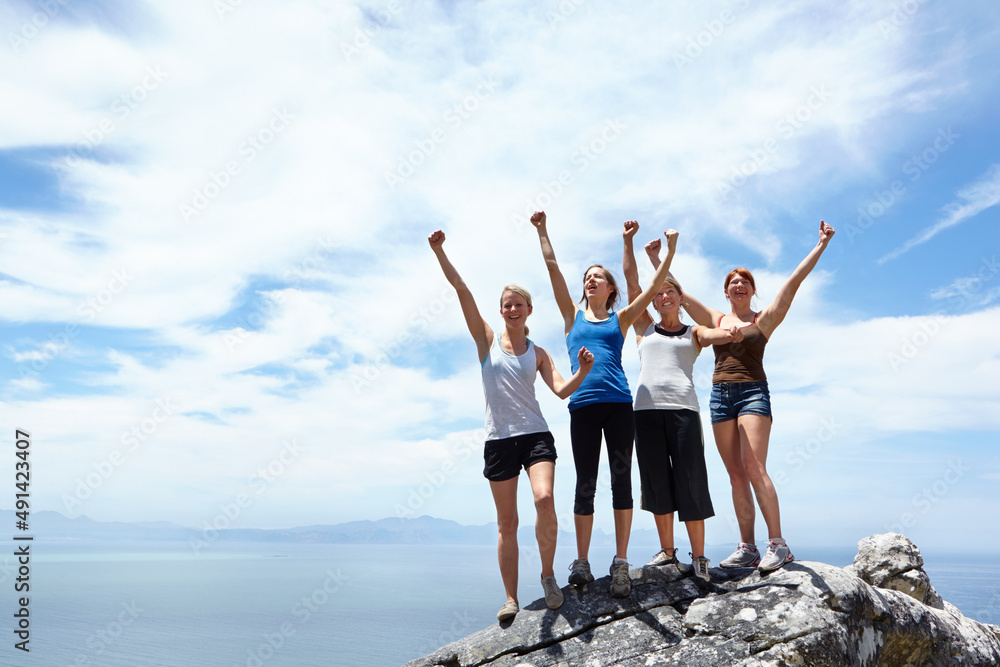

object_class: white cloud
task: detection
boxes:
[0,0,996,549]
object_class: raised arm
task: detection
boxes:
[622,220,653,338]
[617,229,679,333]
[531,211,578,335]
[537,345,594,399]
[757,220,836,338]
[645,238,722,328]
[428,230,493,362]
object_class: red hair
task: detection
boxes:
[724,268,756,293]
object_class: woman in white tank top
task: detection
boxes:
[429,230,594,622]
[623,223,743,582]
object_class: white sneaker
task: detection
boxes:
[758,540,794,573]
[646,548,679,567]
[496,599,518,621]
[691,554,711,582]
[720,543,760,568]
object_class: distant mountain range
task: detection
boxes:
[0,510,661,546]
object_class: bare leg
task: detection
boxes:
[613,508,632,561]
[489,477,519,603]
[713,419,756,544]
[653,513,675,552]
[738,415,781,539]
[526,461,557,578]
[574,513,593,560]
[685,520,706,558]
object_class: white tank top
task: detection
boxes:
[481,335,549,440]
[634,323,701,412]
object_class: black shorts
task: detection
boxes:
[482,431,557,482]
[634,409,714,521]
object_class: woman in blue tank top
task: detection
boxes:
[530,211,678,598]
[429,229,594,623]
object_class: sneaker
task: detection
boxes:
[541,575,564,609]
[720,543,761,568]
[568,558,594,586]
[646,548,679,567]
[609,559,631,598]
[758,540,794,573]
[690,554,710,582]
[496,599,518,621]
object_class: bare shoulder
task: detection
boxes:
[534,343,552,367]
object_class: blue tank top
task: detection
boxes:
[566,310,632,410]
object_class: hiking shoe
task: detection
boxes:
[568,558,594,586]
[691,554,710,582]
[496,599,518,621]
[758,540,794,573]
[609,559,631,598]
[646,548,679,567]
[720,543,760,568]
[541,575,564,609]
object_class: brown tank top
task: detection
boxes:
[712,315,768,383]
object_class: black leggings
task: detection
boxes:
[569,402,635,515]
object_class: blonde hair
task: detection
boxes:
[500,285,532,335]
[661,276,684,298]
[656,277,686,322]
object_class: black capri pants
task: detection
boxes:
[569,402,634,515]
[634,408,714,521]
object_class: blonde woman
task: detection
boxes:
[429,230,593,621]
[623,221,743,582]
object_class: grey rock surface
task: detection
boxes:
[845,533,944,608]
[404,534,1000,666]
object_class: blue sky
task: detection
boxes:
[1,0,998,551]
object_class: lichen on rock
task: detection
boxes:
[404,534,1000,666]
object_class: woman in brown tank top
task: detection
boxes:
[644,221,835,573]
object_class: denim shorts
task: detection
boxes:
[709,381,772,424]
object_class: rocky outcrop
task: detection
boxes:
[845,533,944,609]
[404,534,1000,666]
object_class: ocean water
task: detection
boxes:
[5,541,998,667]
